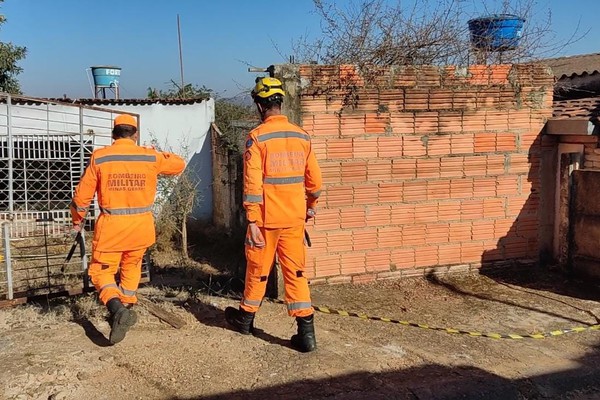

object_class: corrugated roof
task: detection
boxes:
[541,53,600,79]
[553,96,600,122]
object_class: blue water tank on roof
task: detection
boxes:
[468,14,525,51]
[91,65,121,87]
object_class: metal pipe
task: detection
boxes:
[6,95,13,215]
[3,223,13,300]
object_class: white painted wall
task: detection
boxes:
[92,100,215,220]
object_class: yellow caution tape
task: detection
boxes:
[265,298,600,340]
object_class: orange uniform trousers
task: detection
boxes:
[88,248,146,305]
[241,224,313,318]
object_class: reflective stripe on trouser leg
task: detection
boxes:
[241,226,280,313]
[118,248,145,305]
[88,250,123,305]
[276,225,313,317]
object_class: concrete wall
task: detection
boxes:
[571,170,600,279]
[82,100,215,220]
[279,63,554,283]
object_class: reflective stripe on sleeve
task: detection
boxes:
[244,194,263,203]
[264,176,304,185]
[257,131,310,142]
[95,154,157,165]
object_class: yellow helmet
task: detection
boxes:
[251,77,285,100]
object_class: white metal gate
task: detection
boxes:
[0,93,145,302]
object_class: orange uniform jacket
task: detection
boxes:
[70,138,186,252]
[243,115,322,228]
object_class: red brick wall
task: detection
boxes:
[288,64,554,284]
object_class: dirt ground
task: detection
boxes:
[2,269,600,400]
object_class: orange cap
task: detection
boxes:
[114,114,138,129]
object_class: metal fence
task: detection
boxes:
[0,93,149,302]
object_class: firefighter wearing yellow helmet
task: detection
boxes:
[225,75,323,353]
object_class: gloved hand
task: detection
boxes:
[306,208,316,220]
[69,224,82,240]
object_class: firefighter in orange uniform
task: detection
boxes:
[225,77,323,352]
[70,114,185,344]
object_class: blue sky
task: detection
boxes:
[1,0,599,99]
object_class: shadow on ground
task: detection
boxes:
[169,346,600,399]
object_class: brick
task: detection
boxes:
[354,184,379,206]
[352,137,378,158]
[414,111,439,133]
[474,133,496,153]
[427,179,451,200]
[417,157,441,179]
[403,180,427,202]
[368,160,393,181]
[468,65,490,85]
[489,65,511,84]
[378,136,403,158]
[314,208,341,231]
[477,88,499,108]
[366,205,391,226]
[402,224,427,246]
[438,243,462,265]
[366,250,392,272]
[507,109,531,130]
[438,201,461,221]
[485,110,510,131]
[450,178,474,199]
[378,182,403,203]
[391,204,416,225]
[438,111,462,133]
[461,242,484,263]
[440,156,464,178]
[452,91,477,111]
[315,254,342,278]
[405,89,430,111]
[463,155,487,177]
[427,222,450,243]
[312,113,340,137]
[341,160,367,183]
[462,111,486,132]
[496,176,519,196]
[508,153,530,174]
[341,252,366,275]
[472,220,496,241]
[449,222,472,242]
[312,140,327,160]
[506,196,529,217]
[487,154,506,176]
[460,199,485,220]
[390,113,415,134]
[377,270,404,280]
[326,185,354,207]
[451,134,475,155]
[353,228,378,251]
[483,198,506,218]
[504,239,529,259]
[307,231,327,254]
[414,202,440,223]
[392,158,417,179]
[520,132,541,152]
[428,134,451,156]
[403,136,427,157]
[365,113,389,134]
[378,226,403,248]
[428,90,453,110]
[341,207,367,229]
[391,247,416,269]
[494,219,515,238]
[302,115,315,135]
[327,138,353,159]
[415,246,439,267]
[340,114,365,136]
[472,177,497,198]
[320,161,342,184]
[327,231,353,253]
[379,89,405,112]
[496,133,517,152]
[302,97,328,114]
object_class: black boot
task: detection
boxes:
[224,306,255,335]
[291,314,317,353]
[107,298,137,345]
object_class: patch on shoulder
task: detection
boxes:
[246,138,254,148]
[244,150,252,161]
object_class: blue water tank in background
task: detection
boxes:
[467,14,525,51]
[90,66,121,87]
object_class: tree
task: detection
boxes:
[293,0,588,67]
[0,3,27,94]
